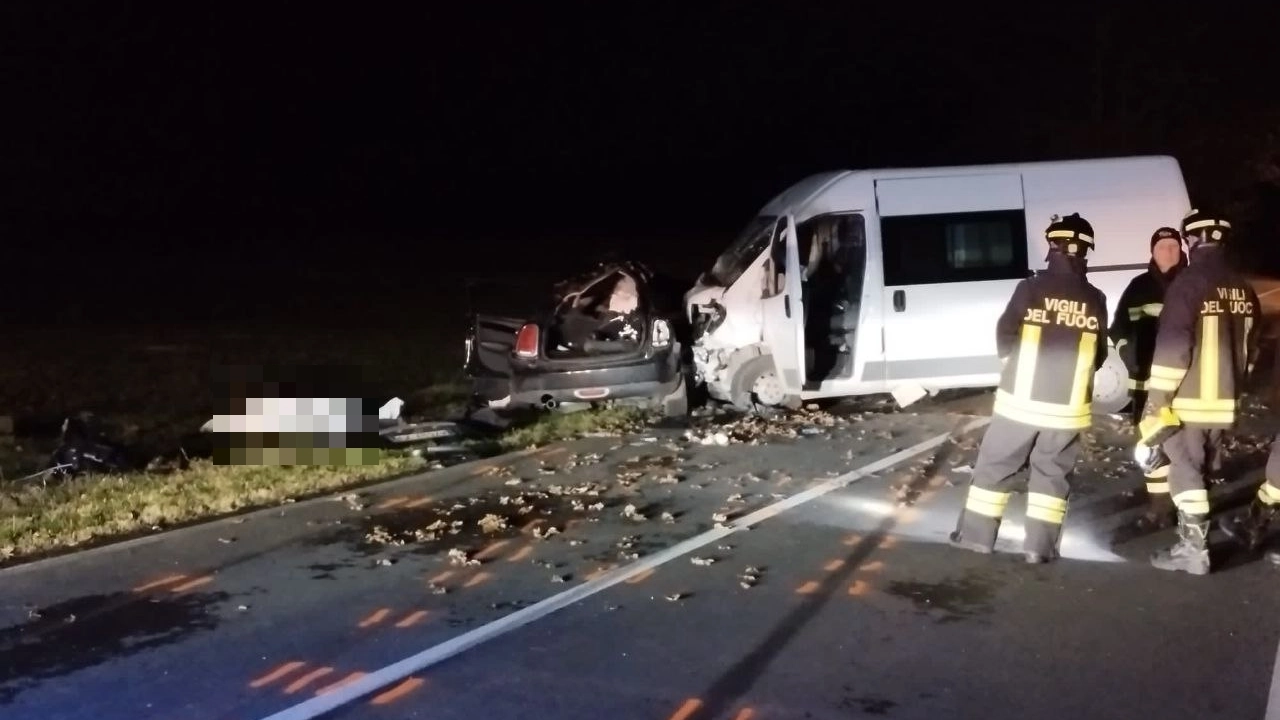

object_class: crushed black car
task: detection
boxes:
[464,261,690,417]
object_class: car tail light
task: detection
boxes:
[651,318,671,348]
[514,323,539,358]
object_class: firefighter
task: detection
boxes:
[1219,339,1280,558]
[1136,207,1261,575]
[950,213,1108,564]
[1109,227,1187,532]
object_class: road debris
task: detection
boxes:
[691,556,715,566]
[532,525,561,539]
[448,548,481,567]
[478,513,509,533]
[621,504,647,521]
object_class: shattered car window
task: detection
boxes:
[704,216,776,287]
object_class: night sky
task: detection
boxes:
[3,2,1280,323]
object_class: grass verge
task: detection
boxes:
[0,405,652,566]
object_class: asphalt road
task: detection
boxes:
[2,394,1278,720]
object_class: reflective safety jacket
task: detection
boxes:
[1110,259,1185,391]
[993,253,1110,429]
[1146,245,1262,428]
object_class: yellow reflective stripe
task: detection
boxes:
[1172,408,1235,424]
[964,486,1010,518]
[1128,378,1146,391]
[1025,492,1067,525]
[1171,397,1235,411]
[1069,332,1097,409]
[993,389,1090,429]
[1128,308,1144,321]
[1141,303,1163,317]
[1201,315,1219,402]
[1013,324,1040,399]
[1146,481,1170,494]
[1150,364,1187,381]
[1172,489,1210,515]
[1147,376,1180,391]
[1047,230,1093,241]
[1244,317,1254,367]
[1258,482,1280,506]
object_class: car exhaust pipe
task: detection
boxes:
[541,396,559,410]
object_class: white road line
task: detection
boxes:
[1267,636,1280,720]
[254,416,991,720]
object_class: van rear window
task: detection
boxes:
[880,209,1028,286]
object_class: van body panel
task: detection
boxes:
[688,155,1191,412]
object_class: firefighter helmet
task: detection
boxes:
[1181,207,1231,244]
[1046,213,1094,257]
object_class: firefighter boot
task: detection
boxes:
[1150,511,1211,575]
[1217,499,1278,552]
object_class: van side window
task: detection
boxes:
[763,217,789,298]
[880,209,1028,286]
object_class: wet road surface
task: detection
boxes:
[2,394,1278,720]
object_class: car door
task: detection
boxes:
[761,215,806,393]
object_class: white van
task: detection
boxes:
[685,155,1192,413]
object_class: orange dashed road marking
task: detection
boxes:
[880,536,900,549]
[428,571,454,585]
[370,677,425,705]
[626,568,655,584]
[669,698,704,720]
[849,579,871,596]
[475,540,510,560]
[404,496,433,508]
[843,534,862,546]
[795,581,820,595]
[376,497,408,510]
[132,574,186,592]
[823,559,845,572]
[284,667,334,694]
[169,575,213,593]
[522,518,545,533]
[734,708,756,720]
[506,544,533,562]
[396,610,429,628]
[358,609,391,628]
[861,560,885,573]
[316,671,367,696]
[249,661,306,688]
[464,572,491,588]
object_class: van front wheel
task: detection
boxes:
[730,356,801,412]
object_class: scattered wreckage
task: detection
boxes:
[464,260,690,417]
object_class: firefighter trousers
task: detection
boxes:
[1162,427,1224,516]
[955,415,1081,557]
[1255,433,1280,507]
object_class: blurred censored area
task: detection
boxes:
[209,364,381,466]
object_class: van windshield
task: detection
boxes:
[704,216,777,287]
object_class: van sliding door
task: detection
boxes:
[873,174,1027,390]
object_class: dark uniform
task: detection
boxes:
[1219,326,1280,559]
[951,213,1108,563]
[1140,208,1261,575]
[1109,228,1188,530]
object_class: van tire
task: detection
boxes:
[730,356,801,412]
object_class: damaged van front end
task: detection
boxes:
[686,215,801,410]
